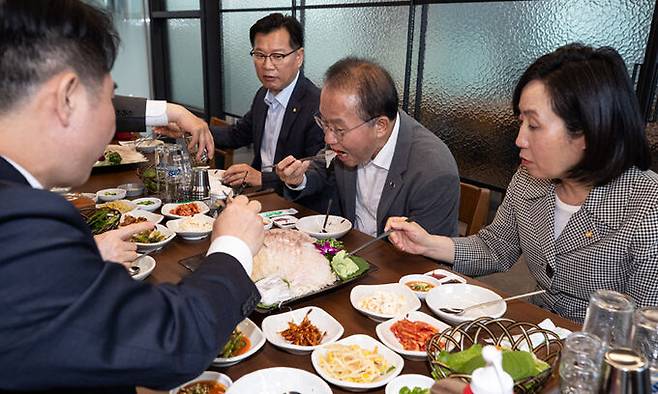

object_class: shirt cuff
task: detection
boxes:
[286,174,307,191]
[145,100,168,127]
[207,235,253,276]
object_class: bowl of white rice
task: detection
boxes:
[166,213,214,240]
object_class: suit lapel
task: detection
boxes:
[376,113,409,233]
[523,179,558,268]
[336,163,357,223]
[0,156,31,185]
[252,88,268,166]
[274,78,306,164]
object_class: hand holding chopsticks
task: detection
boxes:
[347,218,413,257]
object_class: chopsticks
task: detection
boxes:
[347,218,413,257]
[321,199,333,233]
[260,153,325,171]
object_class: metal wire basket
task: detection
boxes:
[426,317,563,393]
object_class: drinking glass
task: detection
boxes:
[583,289,635,349]
[632,307,658,392]
[560,331,605,394]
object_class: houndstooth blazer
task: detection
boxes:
[452,166,658,323]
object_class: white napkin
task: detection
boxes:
[496,318,572,351]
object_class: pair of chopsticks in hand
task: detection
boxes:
[260,153,326,172]
[347,217,414,257]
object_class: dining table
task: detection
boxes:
[75,163,581,394]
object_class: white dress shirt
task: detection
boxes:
[354,113,400,236]
[1,155,253,275]
[260,72,300,171]
[144,100,168,126]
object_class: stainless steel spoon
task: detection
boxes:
[439,289,546,315]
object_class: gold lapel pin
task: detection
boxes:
[584,230,593,238]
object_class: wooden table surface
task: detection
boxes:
[75,165,579,393]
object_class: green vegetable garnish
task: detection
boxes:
[220,329,249,358]
[137,200,155,205]
[399,386,430,394]
[86,207,121,235]
[434,344,550,381]
[104,151,122,165]
[330,250,359,280]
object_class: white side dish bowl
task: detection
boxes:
[350,283,421,322]
[227,367,331,394]
[425,283,506,325]
[296,214,352,239]
[261,306,344,354]
[168,371,232,394]
[376,311,449,360]
[213,318,265,367]
[311,334,404,392]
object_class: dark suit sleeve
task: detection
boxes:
[408,168,460,237]
[113,95,147,133]
[210,95,258,150]
[0,187,259,391]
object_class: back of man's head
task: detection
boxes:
[0,0,119,114]
[324,58,399,121]
[249,13,303,49]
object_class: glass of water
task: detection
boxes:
[560,331,605,394]
[583,289,635,349]
[632,307,658,392]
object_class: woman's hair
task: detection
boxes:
[512,43,650,186]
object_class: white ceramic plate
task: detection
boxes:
[121,209,163,225]
[132,197,162,212]
[119,138,165,153]
[398,274,444,300]
[271,214,298,229]
[425,283,506,325]
[261,216,273,230]
[213,318,265,367]
[166,214,214,240]
[295,214,352,239]
[227,367,331,394]
[261,306,344,354]
[311,334,404,392]
[350,283,421,322]
[129,255,156,281]
[385,374,435,394]
[169,371,232,394]
[96,199,137,214]
[375,311,449,360]
[96,188,126,202]
[423,268,467,285]
[133,223,176,252]
[161,201,210,219]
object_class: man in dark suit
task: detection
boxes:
[212,13,324,196]
[277,58,460,237]
[0,1,263,392]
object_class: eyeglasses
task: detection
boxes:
[314,112,378,141]
[250,48,299,64]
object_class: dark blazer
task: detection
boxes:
[0,158,260,393]
[113,95,147,133]
[210,76,325,194]
[286,111,461,237]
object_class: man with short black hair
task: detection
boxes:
[0,1,263,391]
[277,58,460,237]
[212,13,324,200]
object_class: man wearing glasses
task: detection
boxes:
[277,58,460,237]
[212,13,324,202]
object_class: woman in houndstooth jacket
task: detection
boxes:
[386,43,658,323]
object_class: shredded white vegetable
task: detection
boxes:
[318,344,391,383]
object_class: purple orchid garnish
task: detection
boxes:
[315,239,344,259]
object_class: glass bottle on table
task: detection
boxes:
[632,307,658,393]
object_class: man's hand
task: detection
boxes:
[223,163,262,187]
[94,222,154,265]
[153,103,214,161]
[275,155,310,187]
[212,195,264,255]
